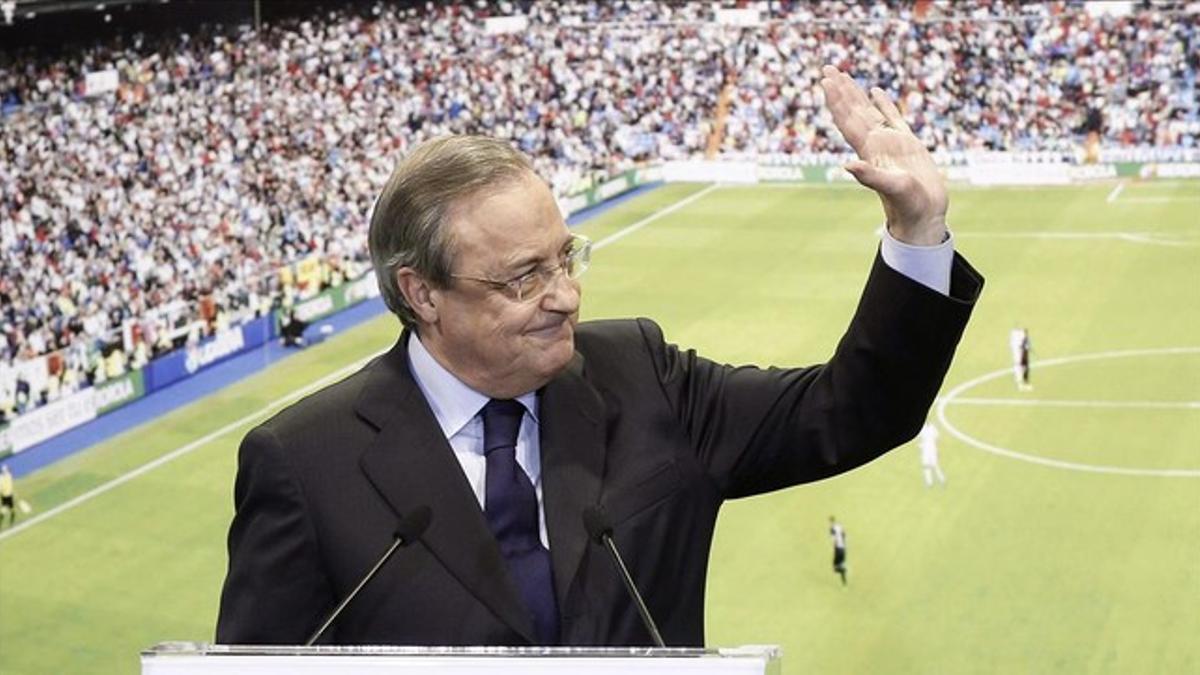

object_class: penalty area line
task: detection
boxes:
[1106,180,1126,203]
[593,184,720,251]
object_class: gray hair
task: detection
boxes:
[368,135,534,328]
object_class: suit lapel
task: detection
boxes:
[355,335,537,643]
[539,353,607,609]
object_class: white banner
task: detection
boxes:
[662,161,758,184]
[184,328,246,374]
[483,15,528,35]
[757,165,806,182]
[715,8,762,26]
[595,176,631,201]
[967,163,1071,186]
[560,193,588,217]
[293,294,336,323]
[1140,163,1200,179]
[345,274,381,304]
[1068,164,1118,180]
[84,69,120,96]
[0,388,97,454]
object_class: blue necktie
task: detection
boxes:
[481,399,559,644]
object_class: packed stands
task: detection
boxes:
[1,0,1197,422]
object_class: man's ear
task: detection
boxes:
[395,267,439,325]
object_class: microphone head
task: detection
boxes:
[582,505,613,544]
[395,505,432,544]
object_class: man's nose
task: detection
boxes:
[540,268,581,313]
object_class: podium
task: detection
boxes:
[141,643,781,674]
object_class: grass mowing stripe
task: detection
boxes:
[1117,196,1200,204]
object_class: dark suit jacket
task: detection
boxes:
[216,253,982,646]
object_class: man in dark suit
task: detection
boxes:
[216,66,982,646]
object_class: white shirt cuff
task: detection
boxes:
[879,226,954,296]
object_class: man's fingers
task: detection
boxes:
[821,73,869,154]
[870,87,912,134]
[837,70,887,130]
[820,80,863,153]
[844,159,870,181]
[845,160,907,197]
[819,74,850,132]
[838,69,875,110]
[821,65,886,156]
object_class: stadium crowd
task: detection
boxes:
[1,0,1197,422]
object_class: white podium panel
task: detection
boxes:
[141,643,781,675]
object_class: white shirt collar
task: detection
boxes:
[407,332,538,439]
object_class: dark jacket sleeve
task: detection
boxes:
[215,424,335,644]
[642,251,982,498]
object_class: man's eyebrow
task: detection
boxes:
[499,236,572,276]
[502,254,543,275]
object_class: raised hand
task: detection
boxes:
[819,65,948,246]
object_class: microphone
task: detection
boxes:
[582,505,666,647]
[305,505,432,646]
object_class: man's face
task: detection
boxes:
[421,172,581,398]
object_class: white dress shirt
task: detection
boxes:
[404,232,954,551]
[407,333,550,548]
[880,226,955,295]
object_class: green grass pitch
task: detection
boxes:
[0,180,1196,673]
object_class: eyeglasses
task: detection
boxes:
[450,234,592,302]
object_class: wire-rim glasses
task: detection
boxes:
[450,234,592,302]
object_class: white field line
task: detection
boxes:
[1106,180,1126,203]
[745,179,1196,187]
[1116,196,1199,204]
[0,352,382,543]
[948,397,1200,410]
[952,231,1198,246]
[748,180,1199,200]
[954,231,1187,239]
[1117,233,1194,247]
[752,183,1087,192]
[1,185,716,542]
[593,184,719,250]
[741,183,859,189]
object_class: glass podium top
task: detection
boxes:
[141,643,781,675]
[145,642,780,659]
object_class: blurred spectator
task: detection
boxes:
[279,309,308,349]
[0,463,18,529]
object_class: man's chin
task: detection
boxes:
[530,325,575,373]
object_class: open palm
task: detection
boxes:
[820,65,948,246]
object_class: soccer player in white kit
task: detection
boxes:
[1010,327,1032,391]
[919,422,946,487]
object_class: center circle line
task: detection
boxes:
[935,346,1200,478]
